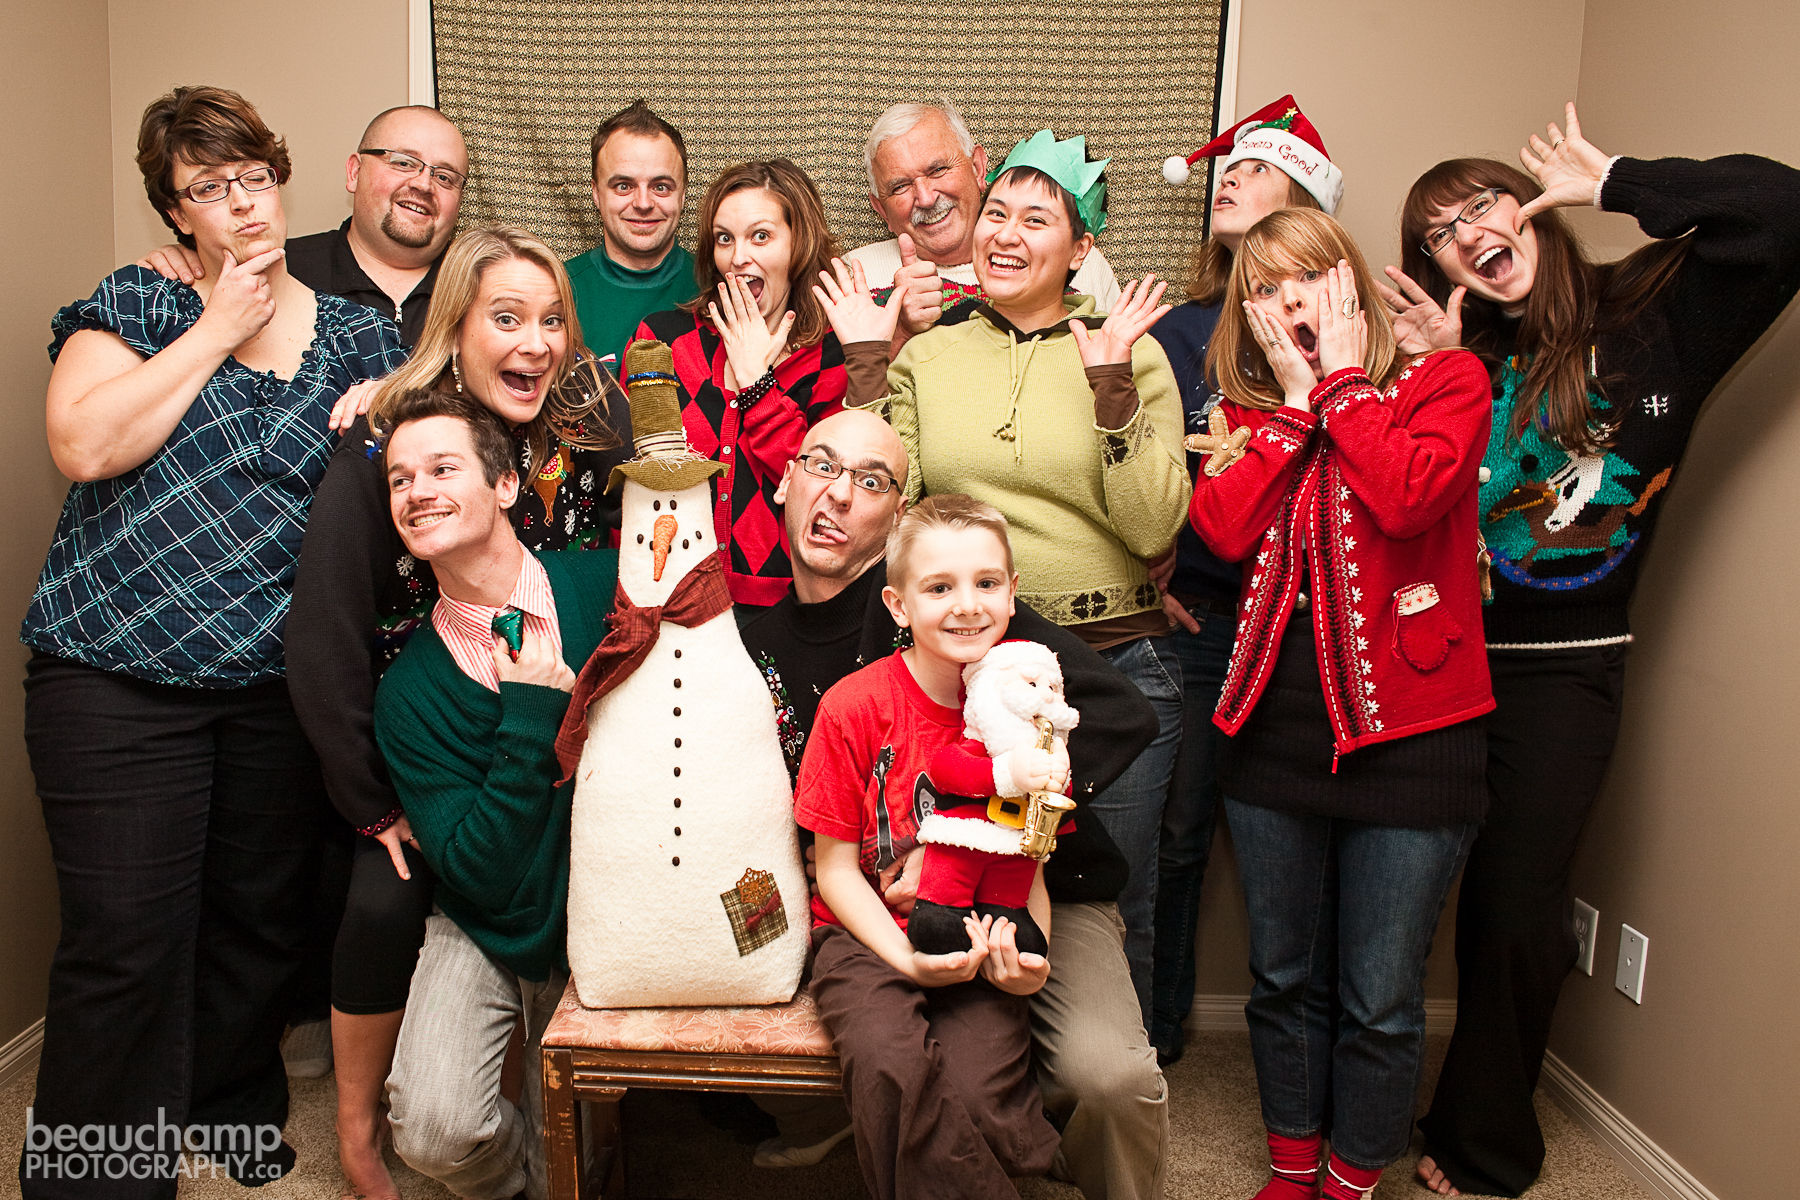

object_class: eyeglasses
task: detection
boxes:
[796,454,899,496]
[359,149,468,192]
[177,167,280,204]
[1420,188,1505,256]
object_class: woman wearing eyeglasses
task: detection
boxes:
[20,86,406,1199]
[1382,104,1800,1198]
[134,107,468,350]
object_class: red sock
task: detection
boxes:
[1320,1152,1382,1200]
[1250,1131,1320,1200]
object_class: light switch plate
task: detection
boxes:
[1615,924,1648,1004]
[1572,899,1598,976]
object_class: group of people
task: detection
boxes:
[17,76,1799,1200]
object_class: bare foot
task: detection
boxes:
[337,1113,400,1200]
[1415,1154,1462,1196]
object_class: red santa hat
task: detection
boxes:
[1162,95,1344,216]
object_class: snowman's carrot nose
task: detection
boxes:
[651,514,678,581]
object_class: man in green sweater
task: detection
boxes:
[372,391,618,1200]
[565,100,700,372]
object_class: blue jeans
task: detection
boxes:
[1149,607,1237,1054]
[1224,797,1476,1170]
[1092,635,1183,1029]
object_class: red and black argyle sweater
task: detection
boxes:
[637,309,847,606]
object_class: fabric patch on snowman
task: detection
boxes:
[721,867,789,957]
[1391,582,1461,671]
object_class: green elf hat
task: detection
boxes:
[987,129,1110,236]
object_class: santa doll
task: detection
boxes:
[907,640,1079,957]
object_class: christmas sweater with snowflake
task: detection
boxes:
[1479,154,1800,648]
[287,407,630,832]
[1190,351,1495,757]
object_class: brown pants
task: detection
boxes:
[810,925,1060,1200]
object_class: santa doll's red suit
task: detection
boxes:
[908,640,1078,957]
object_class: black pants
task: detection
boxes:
[1417,645,1628,1197]
[20,654,326,1199]
[330,833,433,1014]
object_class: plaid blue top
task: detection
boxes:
[22,267,406,688]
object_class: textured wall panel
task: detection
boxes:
[432,0,1225,282]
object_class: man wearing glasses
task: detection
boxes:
[737,409,1170,1199]
[139,105,467,348]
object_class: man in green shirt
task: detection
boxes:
[566,100,700,371]
[373,391,618,1200]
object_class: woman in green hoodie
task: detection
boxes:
[821,128,1189,1025]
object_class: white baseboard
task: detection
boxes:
[1539,1052,1720,1200]
[0,1018,44,1091]
[1184,995,1458,1035]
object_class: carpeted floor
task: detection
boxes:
[0,1032,1649,1199]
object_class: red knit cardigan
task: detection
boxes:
[1190,350,1495,760]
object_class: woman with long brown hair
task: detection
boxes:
[636,158,848,607]
[285,224,625,1199]
[1148,95,1342,1067]
[1191,207,1493,1200]
[1382,105,1800,1198]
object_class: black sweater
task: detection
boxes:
[286,407,629,832]
[1479,154,1800,646]
[739,563,1156,904]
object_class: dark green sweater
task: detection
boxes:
[374,548,619,980]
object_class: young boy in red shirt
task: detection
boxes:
[795,494,1064,1200]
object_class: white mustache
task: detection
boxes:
[910,197,956,227]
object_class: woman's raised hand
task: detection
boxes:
[327,378,384,434]
[1517,102,1613,227]
[1377,266,1464,355]
[1318,261,1369,378]
[196,248,283,352]
[709,273,795,393]
[1242,302,1317,410]
[812,257,907,345]
[1070,274,1172,368]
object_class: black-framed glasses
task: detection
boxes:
[359,149,467,192]
[796,454,898,496]
[177,167,280,204]
[1420,188,1505,256]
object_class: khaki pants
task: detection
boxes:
[1033,900,1170,1200]
[387,913,566,1200]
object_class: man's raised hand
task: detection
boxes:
[893,233,944,335]
[138,243,206,285]
[493,628,576,693]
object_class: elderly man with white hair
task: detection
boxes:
[845,100,1123,338]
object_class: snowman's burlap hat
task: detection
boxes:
[607,338,728,494]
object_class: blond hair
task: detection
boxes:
[885,493,1013,587]
[1206,208,1398,411]
[368,224,621,470]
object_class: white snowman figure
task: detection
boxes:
[563,338,808,1008]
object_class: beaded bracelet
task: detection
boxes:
[736,369,779,410]
[358,807,404,838]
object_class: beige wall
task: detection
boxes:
[108,0,409,266]
[1542,2,1800,1196]
[0,0,117,1049]
[1191,0,1590,1001]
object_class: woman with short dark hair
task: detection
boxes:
[21,85,404,1198]
[635,158,848,607]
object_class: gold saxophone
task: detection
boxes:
[1018,715,1076,861]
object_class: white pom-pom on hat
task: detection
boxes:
[1162,155,1193,186]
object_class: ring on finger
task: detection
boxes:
[1552,138,1565,150]
[1342,297,1358,317]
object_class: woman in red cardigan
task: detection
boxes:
[1189,208,1494,1200]
[636,159,847,607]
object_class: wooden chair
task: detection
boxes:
[540,978,843,1199]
